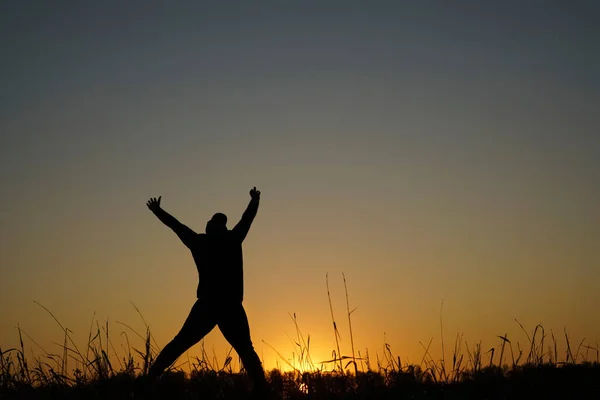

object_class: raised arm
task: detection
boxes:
[232,187,261,242]
[146,196,197,247]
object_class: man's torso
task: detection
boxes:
[188,232,244,303]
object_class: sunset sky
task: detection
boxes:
[1,1,599,372]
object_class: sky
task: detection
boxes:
[1,1,599,373]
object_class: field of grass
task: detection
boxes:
[2,276,599,399]
[2,326,599,400]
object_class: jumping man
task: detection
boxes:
[146,187,267,393]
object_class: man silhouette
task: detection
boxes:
[146,187,267,393]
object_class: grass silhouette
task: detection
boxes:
[1,275,599,399]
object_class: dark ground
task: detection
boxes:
[2,363,600,400]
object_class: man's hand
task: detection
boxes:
[146,196,162,212]
[250,187,261,200]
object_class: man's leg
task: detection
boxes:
[217,303,268,394]
[148,300,217,378]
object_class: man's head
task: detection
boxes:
[206,212,228,235]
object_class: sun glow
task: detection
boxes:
[265,347,349,374]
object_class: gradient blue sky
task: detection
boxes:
[1,1,599,371]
